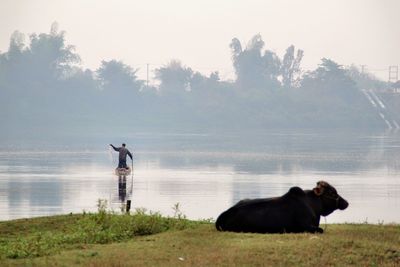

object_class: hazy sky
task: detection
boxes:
[1,0,399,80]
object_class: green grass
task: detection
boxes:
[0,203,399,266]
[0,200,201,260]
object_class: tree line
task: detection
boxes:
[0,23,390,140]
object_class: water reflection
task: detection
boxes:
[0,131,399,223]
[118,176,127,202]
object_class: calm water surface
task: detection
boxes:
[0,131,399,223]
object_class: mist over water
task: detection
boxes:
[1,131,399,223]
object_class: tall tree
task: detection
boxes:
[281,45,303,88]
[301,58,360,102]
[154,60,193,94]
[96,59,143,93]
[2,31,27,85]
[1,22,81,86]
[230,34,281,90]
[28,22,81,80]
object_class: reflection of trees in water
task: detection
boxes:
[151,132,400,174]
[0,152,107,219]
[365,133,400,172]
[6,181,28,208]
[146,131,400,207]
[6,179,64,218]
[3,155,65,216]
[28,181,63,207]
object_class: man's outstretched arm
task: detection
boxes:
[110,144,120,152]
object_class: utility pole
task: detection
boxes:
[388,65,398,83]
[146,63,149,88]
[360,65,366,75]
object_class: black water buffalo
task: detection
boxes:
[215,181,348,233]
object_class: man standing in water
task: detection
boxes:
[110,143,133,169]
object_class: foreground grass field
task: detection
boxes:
[0,207,399,266]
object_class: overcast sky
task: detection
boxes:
[1,0,399,80]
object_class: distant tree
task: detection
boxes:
[1,31,27,85]
[96,59,143,93]
[263,50,281,86]
[0,53,5,87]
[188,71,222,96]
[281,45,303,88]
[230,34,264,89]
[64,68,97,91]
[7,31,25,61]
[1,22,81,86]
[301,58,360,102]
[26,22,81,82]
[209,71,220,83]
[230,38,242,59]
[154,60,193,94]
[189,71,208,91]
[230,34,281,90]
[30,22,81,79]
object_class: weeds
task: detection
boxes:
[172,203,185,219]
[0,200,199,259]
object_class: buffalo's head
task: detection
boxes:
[313,181,349,216]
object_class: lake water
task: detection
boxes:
[0,131,399,223]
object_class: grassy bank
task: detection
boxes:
[0,208,399,266]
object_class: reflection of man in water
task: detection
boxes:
[118,176,127,201]
[110,143,133,169]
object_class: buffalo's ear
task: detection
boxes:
[313,187,322,195]
[313,181,324,196]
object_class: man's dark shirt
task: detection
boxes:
[111,145,133,161]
